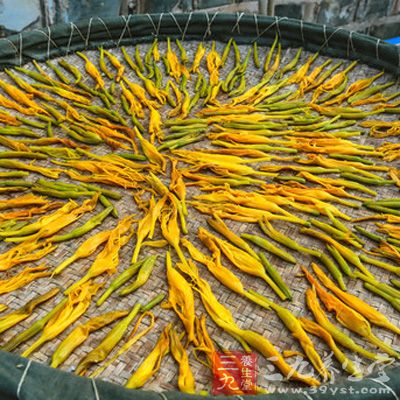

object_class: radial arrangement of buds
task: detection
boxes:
[0,36,399,394]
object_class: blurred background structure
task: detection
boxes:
[0,0,400,39]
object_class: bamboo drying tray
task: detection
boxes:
[0,13,399,400]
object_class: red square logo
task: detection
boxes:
[212,351,257,395]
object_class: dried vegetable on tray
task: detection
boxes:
[0,36,399,394]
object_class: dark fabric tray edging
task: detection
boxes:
[0,350,399,399]
[0,13,398,74]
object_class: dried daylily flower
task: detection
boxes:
[131,196,167,263]
[75,304,141,376]
[0,194,49,211]
[0,92,40,115]
[183,237,326,379]
[0,288,58,334]
[325,71,384,105]
[0,200,78,240]
[172,149,272,177]
[198,227,287,300]
[169,326,196,394]
[301,227,373,277]
[191,42,206,73]
[103,48,125,82]
[248,289,330,381]
[90,311,156,378]
[0,240,56,272]
[305,287,389,362]
[120,81,145,118]
[135,128,166,172]
[303,265,399,358]
[52,228,111,276]
[5,195,98,243]
[65,215,134,293]
[119,255,158,296]
[22,280,102,357]
[300,317,362,378]
[122,77,158,109]
[162,251,197,344]
[177,260,319,386]
[77,52,105,89]
[0,264,50,295]
[170,159,187,216]
[0,201,63,222]
[160,205,187,262]
[166,38,189,82]
[125,324,171,389]
[312,61,357,103]
[312,263,400,335]
[0,159,61,179]
[51,310,129,368]
[196,190,304,225]
[182,237,247,297]
[206,214,259,258]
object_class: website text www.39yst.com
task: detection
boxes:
[267,385,394,396]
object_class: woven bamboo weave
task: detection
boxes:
[0,41,399,394]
